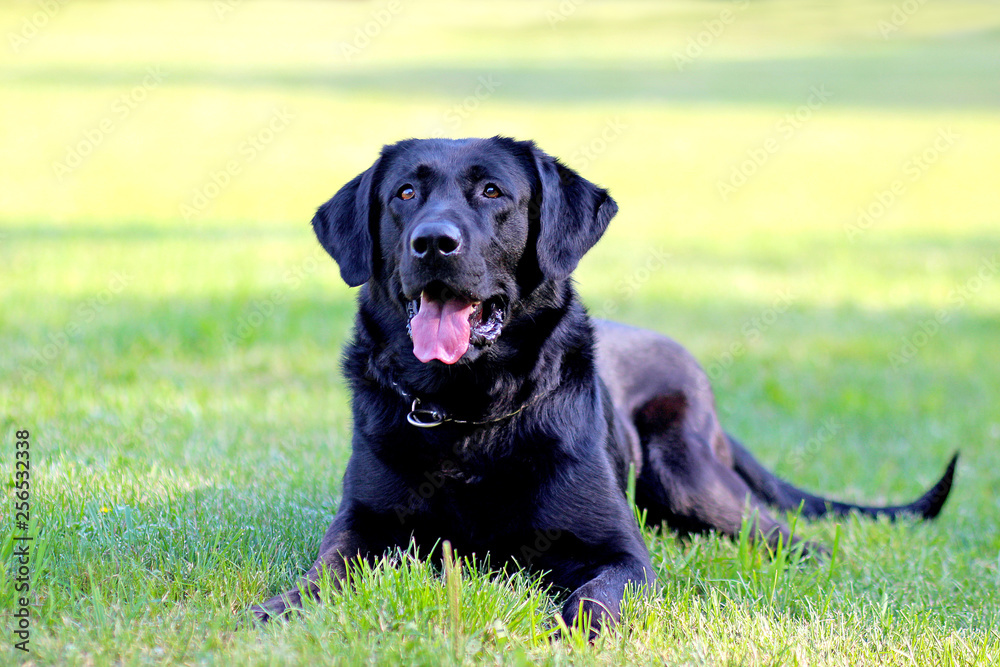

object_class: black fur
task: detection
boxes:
[252,137,957,636]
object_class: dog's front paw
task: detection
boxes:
[249,589,303,625]
[561,590,620,641]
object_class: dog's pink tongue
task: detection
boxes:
[410,292,474,364]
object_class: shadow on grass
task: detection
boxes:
[0,222,310,241]
[2,222,999,249]
[3,41,1000,110]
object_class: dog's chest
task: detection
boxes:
[389,445,542,546]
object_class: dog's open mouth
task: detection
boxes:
[406,283,505,364]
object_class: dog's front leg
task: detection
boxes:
[560,554,657,638]
[251,516,370,623]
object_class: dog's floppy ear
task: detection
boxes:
[312,158,381,287]
[532,148,618,281]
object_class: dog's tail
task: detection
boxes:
[726,432,958,520]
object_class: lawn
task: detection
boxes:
[1,0,999,664]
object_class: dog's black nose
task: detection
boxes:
[409,221,463,258]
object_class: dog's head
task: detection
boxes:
[313,137,617,365]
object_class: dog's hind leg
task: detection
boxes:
[632,395,823,556]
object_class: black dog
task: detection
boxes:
[252,137,957,634]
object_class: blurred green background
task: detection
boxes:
[2,1,999,664]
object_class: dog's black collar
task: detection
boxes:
[369,360,538,429]
[391,377,534,429]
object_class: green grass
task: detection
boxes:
[2,1,1000,664]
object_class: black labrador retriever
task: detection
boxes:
[252,136,957,634]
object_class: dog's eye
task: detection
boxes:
[398,185,416,201]
[483,184,502,199]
